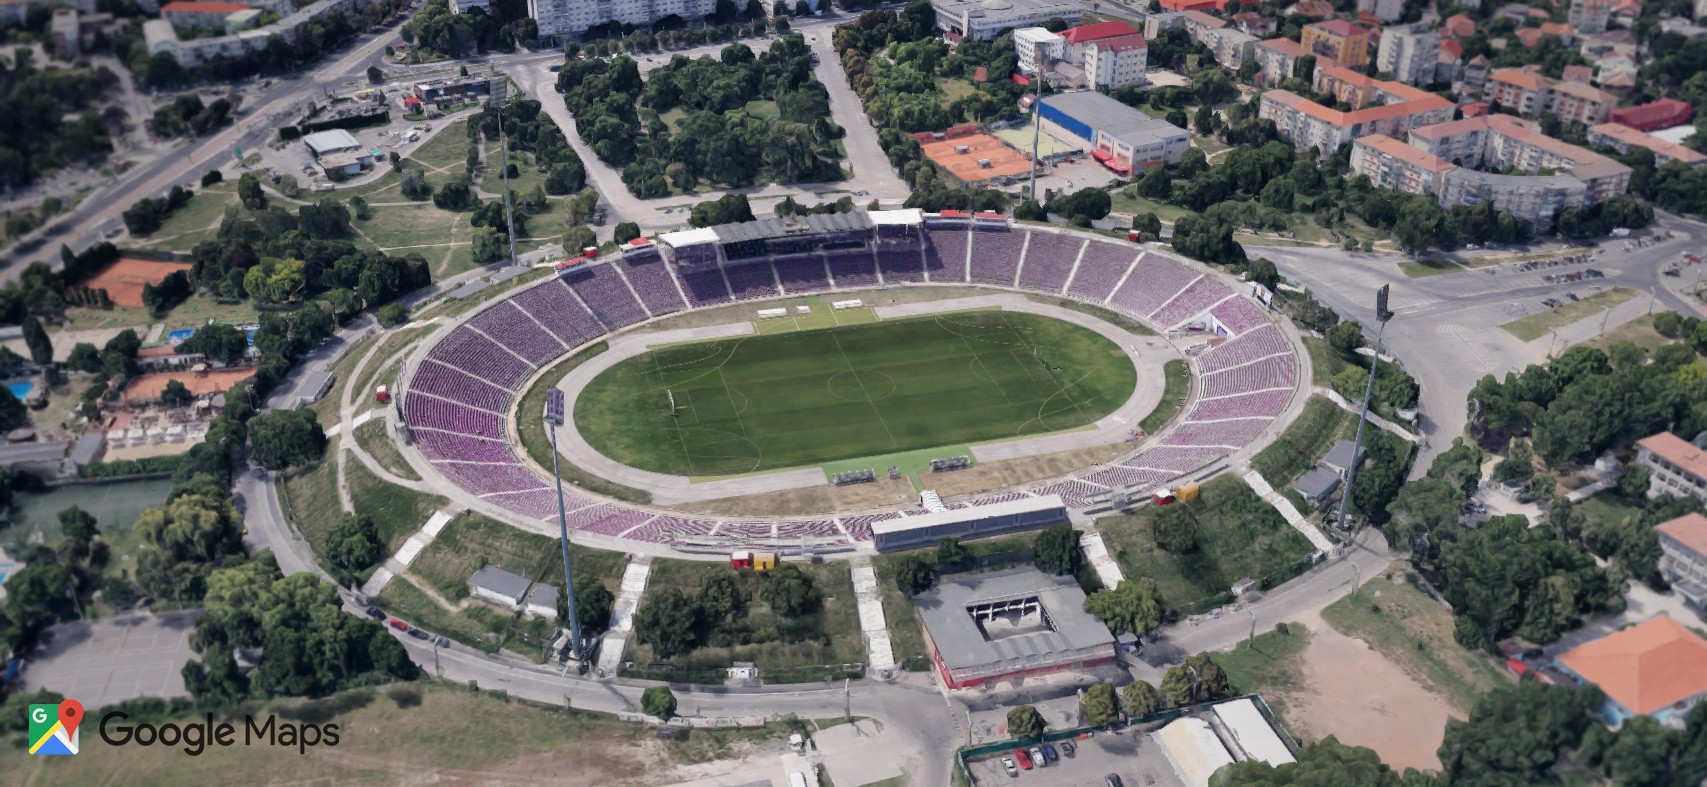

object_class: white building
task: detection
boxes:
[1014,26,1065,74]
[1084,33,1147,90]
[449,0,485,10]
[1358,0,1403,21]
[1377,23,1440,85]
[1202,27,1258,69]
[1570,0,1612,34]
[530,0,717,39]
[931,0,1085,42]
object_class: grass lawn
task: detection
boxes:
[1577,491,1644,530]
[1250,396,1351,488]
[1499,288,1640,342]
[278,446,343,556]
[1097,475,1315,614]
[575,312,1136,477]
[408,511,629,604]
[132,182,240,252]
[61,297,265,334]
[1212,622,1312,700]
[1399,260,1462,278]
[1,684,803,785]
[1581,312,1675,355]
[515,342,653,504]
[1109,190,1191,223]
[1321,578,1506,712]
[1140,359,1188,434]
[380,577,519,652]
[1301,335,1350,387]
[868,556,932,671]
[347,458,447,551]
[937,78,975,108]
[355,203,467,251]
[353,420,420,481]
[628,559,864,681]
[409,119,474,173]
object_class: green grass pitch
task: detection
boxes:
[572,311,1137,477]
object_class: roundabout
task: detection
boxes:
[387,214,1313,557]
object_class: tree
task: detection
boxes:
[1437,677,1600,786]
[937,536,971,567]
[178,323,249,365]
[1033,524,1081,576]
[571,574,615,636]
[367,65,384,83]
[1083,579,1163,636]
[1160,653,1229,706]
[21,315,51,365]
[1084,683,1119,726]
[1220,736,1406,785]
[326,514,382,578]
[1121,680,1162,718]
[1007,704,1044,740]
[66,342,100,372]
[1618,465,1650,499]
[612,221,641,245]
[1152,504,1198,552]
[696,570,748,623]
[633,587,699,659]
[160,379,194,407]
[1135,167,1172,201]
[893,554,935,596]
[376,302,410,328]
[642,686,678,720]
[58,506,98,543]
[760,563,821,616]
[1325,321,1363,356]
[247,408,328,470]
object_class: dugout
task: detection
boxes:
[872,495,1069,552]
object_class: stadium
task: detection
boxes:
[390,209,1308,556]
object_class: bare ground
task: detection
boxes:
[633,284,1017,334]
[672,476,919,516]
[931,443,1130,498]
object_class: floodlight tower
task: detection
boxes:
[544,388,584,662]
[1335,284,1395,536]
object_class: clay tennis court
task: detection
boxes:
[920,132,1035,183]
[75,259,194,308]
[123,368,254,401]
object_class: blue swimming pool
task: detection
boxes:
[166,326,259,346]
[5,382,31,400]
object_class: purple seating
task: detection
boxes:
[718,522,777,539]
[1124,445,1228,473]
[679,268,732,306]
[619,253,688,316]
[1083,465,1176,489]
[1018,232,1082,292]
[774,255,833,294]
[510,279,606,348]
[404,393,504,437]
[413,360,517,411]
[1198,325,1290,373]
[573,506,651,535]
[432,460,550,495]
[566,265,649,329]
[725,262,781,301]
[877,246,925,283]
[625,516,716,543]
[467,301,564,366]
[1189,389,1291,420]
[427,326,534,390]
[416,431,517,463]
[1035,479,1107,508]
[1213,298,1270,335]
[1068,242,1137,302]
[839,513,900,542]
[775,519,837,538]
[1165,418,1272,447]
[828,249,880,289]
[483,488,564,520]
[1150,277,1235,328]
[967,491,1033,505]
[1110,257,1200,318]
[968,228,1024,285]
[1201,354,1297,398]
[924,229,969,280]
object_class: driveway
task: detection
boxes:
[17,610,201,710]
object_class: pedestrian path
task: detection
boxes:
[1241,470,1335,554]
[596,557,650,676]
[361,508,455,596]
[325,408,378,438]
[851,560,896,674]
[1080,531,1125,589]
[1313,387,1418,444]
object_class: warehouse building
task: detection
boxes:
[912,567,1115,689]
[1037,90,1191,173]
[931,0,1084,41]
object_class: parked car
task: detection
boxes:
[1106,775,1125,787]
[433,635,451,648]
[1002,757,1019,776]
[1014,749,1033,770]
[1040,743,1059,764]
[407,627,429,640]
[1029,747,1046,767]
[1060,740,1076,758]
[387,618,408,631]
[365,607,385,620]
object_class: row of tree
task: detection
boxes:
[633,564,823,660]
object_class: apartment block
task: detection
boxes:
[1487,67,1619,125]
[1085,33,1148,90]
[1570,0,1612,33]
[1487,68,1550,114]
[1358,0,1403,22]
[1550,80,1617,124]
[1301,19,1373,67]
[1610,98,1694,132]
[1351,133,1457,194]
[161,0,248,29]
[1014,27,1066,74]
[1059,20,1139,64]
[1254,37,1337,87]
[1259,74,1454,155]
[1658,513,1707,613]
[1638,432,1707,505]
[1377,23,1441,86]
[531,0,716,38]
[1202,27,1258,69]
[930,0,1084,42]
[1394,114,1629,227]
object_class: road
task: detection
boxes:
[1251,212,1706,477]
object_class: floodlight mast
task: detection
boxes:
[1335,284,1394,537]
[545,388,584,663]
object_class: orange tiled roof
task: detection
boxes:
[1558,615,1707,715]
[1357,133,1457,173]
[1491,67,1550,91]
[1658,513,1707,559]
[1640,432,1707,481]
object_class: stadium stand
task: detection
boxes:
[1212,297,1271,335]
[467,301,566,365]
[877,246,927,283]
[1111,256,1201,317]
[924,228,971,280]
[679,268,733,306]
[617,251,689,316]
[968,226,1025,285]
[510,279,607,347]
[565,265,650,328]
[774,254,835,293]
[1197,325,1290,373]
[1068,242,1139,301]
[1017,232,1084,292]
[826,249,880,288]
[413,360,518,411]
[725,261,783,301]
[1150,276,1236,328]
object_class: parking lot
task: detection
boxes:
[17,610,201,709]
[965,726,1184,787]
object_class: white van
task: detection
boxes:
[787,773,808,787]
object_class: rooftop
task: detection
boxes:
[468,564,531,602]
[1180,9,1226,28]
[912,567,1112,670]
[1588,123,1707,165]
[1257,37,1312,57]
[1551,80,1615,103]
[1310,19,1371,37]
[1640,431,1707,480]
[1612,98,1694,130]
[1263,87,1452,127]
[1657,513,1707,559]
[1558,614,1707,715]
[1044,91,1191,146]
[1091,33,1148,53]
[1059,20,1138,44]
[1359,133,1457,174]
[161,1,250,11]
[1490,67,1551,91]
[713,211,873,244]
[302,128,361,155]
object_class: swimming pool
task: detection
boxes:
[166,327,260,346]
[5,381,31,400]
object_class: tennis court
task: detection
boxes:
[74,259,194,308]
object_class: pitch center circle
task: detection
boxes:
[826,369,897,403]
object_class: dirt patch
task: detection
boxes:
[123,368,254,400]
[930,443,1130,498]
[75,258,194,308]
[1285,610,1454,771]
[675,475,917,516]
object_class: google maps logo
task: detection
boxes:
[28,699,83,756]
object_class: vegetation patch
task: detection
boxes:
[1250,396,1351,488]
[1499,288,1641,342]
[1321,579,1507,712]
[353,420,420,481]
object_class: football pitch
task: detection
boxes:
[573,311,1137,477]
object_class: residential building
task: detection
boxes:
[1259,75,1454,155]
[1084,33,1148,90]
[143,0,375,66]
[931,0,1085,42]
[1461,53,1490,91]
[1202,27,1258,69]
[1377,23,1441,86]
[1400,114,1629,227]
[1488,68,1550,114]
[1440,12,1476,40]
[1550,80,1617,125]
[1610,98,1694,131]
[1637,431,1707,504]
[161,0,248,29]
[1437,38,1464,83]
[1358,0,1403,22]
[1562,64,1593,83]
[1288,0,1335,18]
[0,0,95,25]
[1254,38,1323,87]
[1038,90,1191,171]
[224,7,260,31]
[1144,10,1184,37]
[1438,169,1588,228]
[530,0,716,39]
[1352,133,1457,195]
[1555,614,1707,726]
[1158,0,1227,9]
[49,8,78,59]
[1302,19,1373,66]
[1014,26,1065,74]
[1656,513,1707,612]
[1178,9,1225,40]
[1570,0,1612,32]
[1059,20,1138,64]
[1231,11,1275,35]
